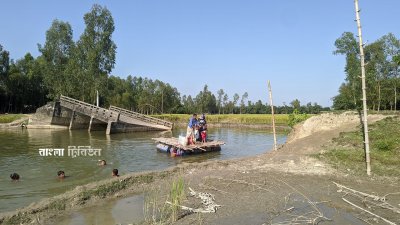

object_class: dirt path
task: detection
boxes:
[1,112,399,225]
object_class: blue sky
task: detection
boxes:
[1,1,399,107]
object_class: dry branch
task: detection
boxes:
[333,182,386,201]
[334,182,400,214]
[165,201,211,213]
[271,178,331,224]
[166,187,221,214]
[277,179,322,216]
[342,198,396,225]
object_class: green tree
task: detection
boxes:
[75,4,116,104]
[194,85,217,113]
[253,100,266,114]
[364,40,387,111]
[5,53,47,112]
[186,95,195,113]
[222,93,228,114]
[380,33,400,111]
[394,55,400,65]
[240,92,248,114]
[0,45,9,78]
[0,45,10,112]
[333,32,400,110]
[333,32,361,109]
[39,19,74,99]
[290,99,300,110]
[232,93,239,113]
[217,89,224,114]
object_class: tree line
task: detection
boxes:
[1,4,116,113]
[0,4,329,114]
[333,32,400,111]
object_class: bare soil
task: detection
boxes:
[1,112,399,225]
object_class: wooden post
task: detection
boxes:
[354,0,371,176]
[268,81,277,151]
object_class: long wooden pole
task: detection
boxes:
[268,80,277,151]
[96,90,99,107]
[354,0,371,176]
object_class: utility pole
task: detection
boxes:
[395,68,398,112]
[354,0,371,175]
[268,80,277,151]
[96,90,99,107]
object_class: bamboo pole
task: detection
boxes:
[354,0,371,176]
[268,80,277,151]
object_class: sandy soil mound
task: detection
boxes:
[287,112,386,143]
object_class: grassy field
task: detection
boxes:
[152,114,294,126]
[316,116,400,177]
[0,114,26,123]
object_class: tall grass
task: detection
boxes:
[0,114,26,123]
[143,187,168,224]
[169,177,185,222]
[143,177,186,224]
[152,114,293,126]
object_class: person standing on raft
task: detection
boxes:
[186,114,198,144]
[198,113,207,142]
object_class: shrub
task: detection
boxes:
[288,109,309,127]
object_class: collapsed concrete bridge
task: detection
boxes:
[28,95,173,134]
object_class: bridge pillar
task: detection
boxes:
[88,116,94,132]
[69,110,76,130]
[106,121,113,135]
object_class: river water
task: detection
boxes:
[0,127,286,213]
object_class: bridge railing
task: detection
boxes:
[60,95,172,128]
[60,95,119,122]
[109,105,173,128]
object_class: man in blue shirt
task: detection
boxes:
[186,114,198,144]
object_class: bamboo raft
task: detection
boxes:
[152,137,225,156]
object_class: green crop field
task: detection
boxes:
[152,114,298,126]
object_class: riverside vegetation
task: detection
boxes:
[0,114,25,123]
[317,116,400,177]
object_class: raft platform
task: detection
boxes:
[152,137,225,156]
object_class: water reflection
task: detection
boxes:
[0,127,286,213]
